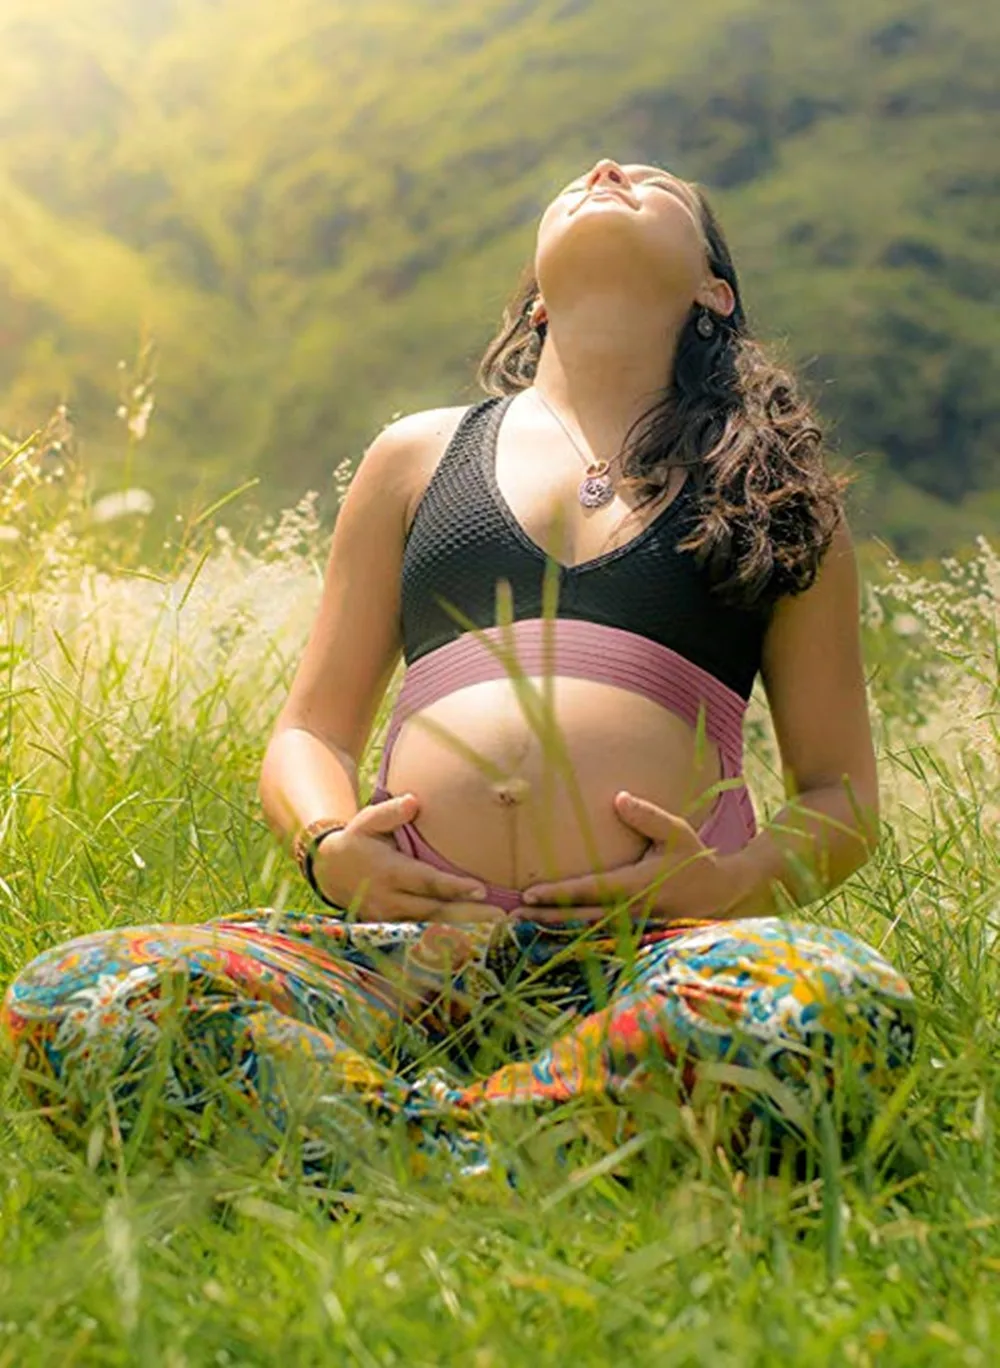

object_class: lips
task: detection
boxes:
[570,185,636,214]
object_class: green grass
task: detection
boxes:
[2,449,1000,1365]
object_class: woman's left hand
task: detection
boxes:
[517,790,744,924]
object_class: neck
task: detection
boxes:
[531,292,685,453]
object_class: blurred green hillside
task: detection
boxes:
[0,0,997,556]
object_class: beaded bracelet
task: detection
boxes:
[292,817,349,908]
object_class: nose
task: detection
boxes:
[585,158,630,190]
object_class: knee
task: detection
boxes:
[725,918,918,1080]
[637,915,916,1048]
[668,916,913,998]
[1,926,169,1062]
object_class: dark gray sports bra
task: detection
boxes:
[399,395,769,700]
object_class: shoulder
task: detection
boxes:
[374,404,473,452]
[351,403,477,532]
[369,404,473,461]
[353,404,473,492]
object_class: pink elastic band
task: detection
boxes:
[373,619,757,858]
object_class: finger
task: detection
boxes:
[614,791,686,843]
[358,894,505,925]
[521,871,636,907]
[351,792,419,836]
[405,863,491,904]
[353,806,490,902]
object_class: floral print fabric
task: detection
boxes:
[1,911,916,1180]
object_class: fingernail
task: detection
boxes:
[522,891,538,904]
[470,887,487,900]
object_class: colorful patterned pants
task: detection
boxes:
[1,912,916,1180]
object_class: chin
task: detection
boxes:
[540,238,686,298]
[547,208,699,286]
[543,212,642,263]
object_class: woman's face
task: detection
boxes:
[535,158,714,309]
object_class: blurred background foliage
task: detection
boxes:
[0,0,997,559]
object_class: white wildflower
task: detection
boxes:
[91,489,156,524]
[127,396,155,441]
[331,456,355,510]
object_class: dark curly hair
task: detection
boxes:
[476,185,850,611]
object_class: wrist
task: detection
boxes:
[293,818,351,907]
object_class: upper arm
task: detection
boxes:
[759,518,879,818]
[270,406,466,764]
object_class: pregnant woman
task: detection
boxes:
[3,159,914,1179]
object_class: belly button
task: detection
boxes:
[491,776,531,807]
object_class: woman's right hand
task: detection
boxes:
[312,792,504,924]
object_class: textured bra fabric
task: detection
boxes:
[399,395,770,700]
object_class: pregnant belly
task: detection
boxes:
[382,677,723,890]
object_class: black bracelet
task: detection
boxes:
[304,847,343,909]
[294,819,348,909]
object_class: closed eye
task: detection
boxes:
[555,171,706,250]
[560,176,689,203]
[644,178,689,203]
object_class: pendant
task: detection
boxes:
[578,461,615,509]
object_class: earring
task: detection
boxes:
[527,297,547,331]
[695,309,716,340]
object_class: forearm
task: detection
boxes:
[258,726,361,849]
[720,780,880,920]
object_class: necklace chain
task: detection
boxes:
[530,388,620,509]
[531,388,612,476]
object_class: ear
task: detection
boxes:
[696,276,735,319]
